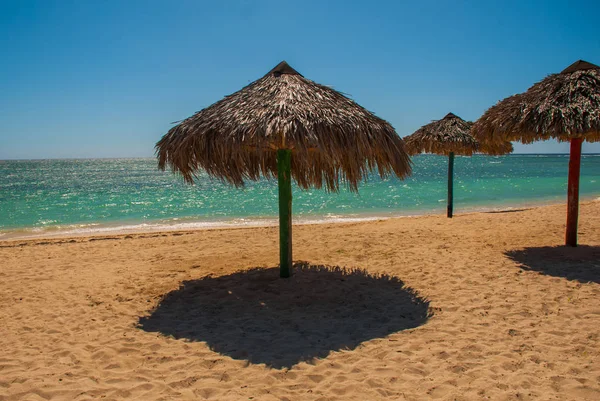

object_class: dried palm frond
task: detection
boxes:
[476,140,514,155]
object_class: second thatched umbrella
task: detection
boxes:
[472,60,600,246]
[404,113,479,218]
[156,61,412,277]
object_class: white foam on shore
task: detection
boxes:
[0,215,392,241]
[2,196,599,241]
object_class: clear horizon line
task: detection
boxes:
[2,152,600,162]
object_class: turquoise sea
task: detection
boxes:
[1,155,599,239]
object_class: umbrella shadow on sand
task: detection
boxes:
[139,262,431,369]
[505,246,600,284]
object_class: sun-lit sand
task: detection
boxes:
[1,201,599,400]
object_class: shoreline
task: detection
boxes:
[3,155,599,242]
[2,197,599,244]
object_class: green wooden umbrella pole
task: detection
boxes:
[447,152,454,218]
[277,149,293,277]
[566,137,583,247]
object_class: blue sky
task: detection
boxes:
[1,0,599,159]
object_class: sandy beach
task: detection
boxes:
[1,201,599,401]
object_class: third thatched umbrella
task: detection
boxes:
[404,113,479,218]
[472,60,600,246]
[156,61,412,277]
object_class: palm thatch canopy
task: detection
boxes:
[156,61,411,192]
[472,60,600,144]
[476,140,514,156]
[403,113,479,156]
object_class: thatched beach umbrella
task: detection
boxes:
[404,113,479,218]
[472,60,600,246]
[156,61,412,277]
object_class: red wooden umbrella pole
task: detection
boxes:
[566,137,583,247]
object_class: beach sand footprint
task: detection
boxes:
[506,245,600,284]
[139,262,431,369]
